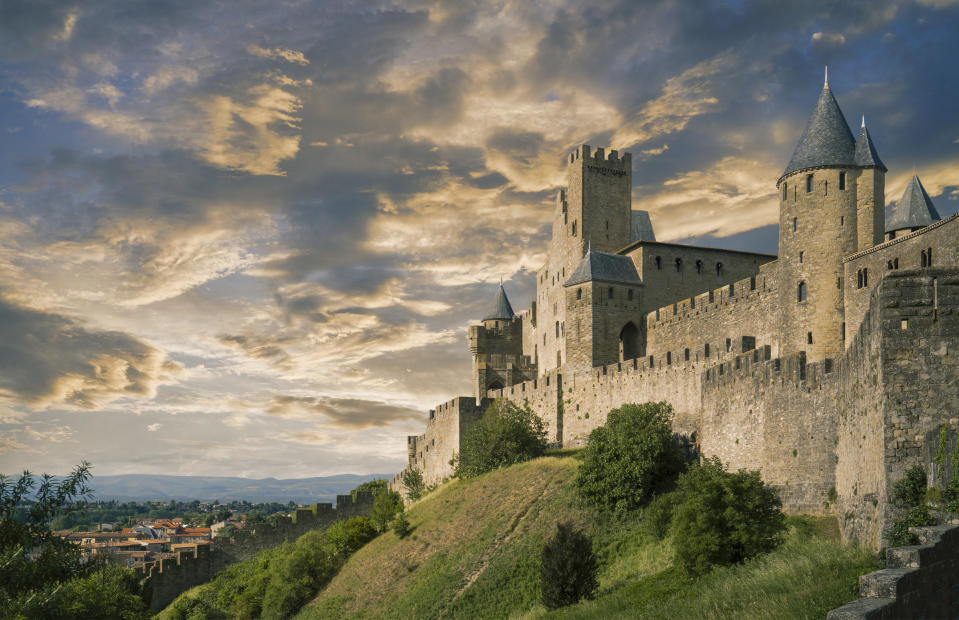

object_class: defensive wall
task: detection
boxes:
[136,492,373,613]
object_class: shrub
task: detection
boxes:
[670,457,786,575]
[370,489,404,532]
[887,505,937,547]
[891,465,927,509]
[392,511,412,538]
[455,399,548,478]
[325,516,377,557]
[576,402,686,513]
[540,522,598,609]
[401,469,426,502]
[642,491,677,540]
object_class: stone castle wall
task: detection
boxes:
[136,492,373,613]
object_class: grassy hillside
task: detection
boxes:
[296,454,879,619]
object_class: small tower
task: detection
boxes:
[854,116,887,250]
[886,174,941,240]
[776,73,859,360]
[468,282,536,400]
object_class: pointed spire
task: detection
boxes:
[824,65,829,88]
[482,281,515,321]
[781,81,856,179]
[886,174,941,233]
[855,116,886,171]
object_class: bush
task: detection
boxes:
[887,505,937,547]
[670,457,786,575]
[891,465,927,509]
[455,399,548,478]
[325,516,377,556]
[392,511,412,538]
[641,491,678,540]
[401,469,426,502]
[540,522,598,609]
[370,489,404,532]
[576,402,686,514]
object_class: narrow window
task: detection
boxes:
[824,180,828,195]
[863,268,868,287]
[806,174,813,193]
[837,276,841,289]
[675,257,682,271]
[608,286,614,299]
[725,338,732,352]
[840,216,844,226]
[901,319,908,330]
[667,352,672,365]
[928,247,933,266]
[792,217,797,232]
[782,183,787,200]
[696,259,703,274]
[894,258,899,269]
[841,323,845,340]
[627,289,634,301]
[576,288,582,300]
[794,186,797,201]
[684,348,690,361]
[555,321,559,338]
[655,256,662,270]
[921,250,927,267]
[571,221,577,236]
[605,220,609,230]
[797,281,807,302]
[704,343,710,358]
[839,171,846,190]
[807,332,813,344]
[716,262,723,276]
[887,260,893,270]
[649,355,654,368]
[799,251,804,264]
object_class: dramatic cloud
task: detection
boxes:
[268,395,421,428]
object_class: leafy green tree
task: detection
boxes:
[670,457,786,575]
[401,469,426,502]
[369,489,404,532]
[891,465,927,509]
[352,479,388,498]
[325,516,377,556]
[454,399,548,478]
[540,522,598,609]
[392,511,412,538]
[576,402,686,513]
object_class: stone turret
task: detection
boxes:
[854,117,887,251]
[468,283,535,400]
[777,74,859,360]
[886,174,941,240]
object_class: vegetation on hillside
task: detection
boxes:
[454,399,548,478]
[0,462,149,619]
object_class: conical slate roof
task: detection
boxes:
[854,118,886,171]
[887,175,941,233]
[565,249,641,287]
[482,283,515,321]
[781,84,856,179]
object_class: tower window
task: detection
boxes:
[807,332,813,344]
[576,288,582,300]
[782,183,787,201]
[839,171,846,190]
[627,289,634,301]
[716,262,723,276]
[806,174,813,192]
[696,259,703,274]
[608,286,614,299]
[792,217,797,232]
[655,256,662,270]
[840,216,844,226]
[704,343,710,358]
[894,258,899,269]
[725,338,731,352]
[857,270,863,289]
[921,250,927,267]
[675,258,682,271]
[799,251,804,264]
[837,277,841,289]
[572,221,577,236]
[863,268,868,287]
[684,348,690,361]
[667,352,672,365]
[555,321,559,337]
[928,247,933,267]
[797,281,807,302]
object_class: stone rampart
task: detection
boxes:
[827,524,959,619]
[136,492,373,613]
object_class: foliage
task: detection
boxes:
[454,399,548,479]
[392,511,412,538]
[935,424,949,482]
[669,457,786,575]
[640,490,677,540]
[887,504,937,547]
[890,465,927,509]
[370,489,404,532]
[351,479,388,498]
[946,436,959,511]
[325,516,378,556]
[401,468,426,502]
[575,402,686,514]
[0,462,148,619]
[540,521,598,609]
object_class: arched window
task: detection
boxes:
[806,174,813,192]
[839,171,846,190]
[716,262,723,276]
[619,322,640,361]
[797,281,807,302]
[857,270,863,289]
[863,268,868,287]
[675,258,682,271]
[807,332,814,344]
[555,321,559,337]
[608,286,614,299]
[928,247,933,267]
[887,260,894,270]
[782,183,787,200]
[576,288,582,300]
[571,221,577,236]
[666,352,672,365]
[921,250,927,267]
[894,258,899,269]
[684,348,690,361]
[695,259,703,274]
[704,343,710,358]
[655,256,662,270]
[725,338,732,352]
[627,289,634,301]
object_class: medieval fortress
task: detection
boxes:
[392,78,959,550]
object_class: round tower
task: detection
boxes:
[776,73,859,361]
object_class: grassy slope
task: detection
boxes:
[297,455,879,620]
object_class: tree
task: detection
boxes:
[576,402,686,514]
[352,479,387,498]
[369,489,404,532]
[540,522,598,609]
[401,469,426,502]
[392,511,412,538]
[454,399,548,478]
[669,457,786,575]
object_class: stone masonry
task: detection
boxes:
[392,78,959,551]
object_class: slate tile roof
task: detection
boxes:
[482,283,515,320]
[782,84,856,179]
[887,174,941,232]
[565,249,641,287]
[855,119,886,171]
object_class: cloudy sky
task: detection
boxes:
[0,0,957,479]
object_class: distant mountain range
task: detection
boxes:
[86,473,394,504]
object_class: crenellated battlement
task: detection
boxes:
[567,144,631,172]
[647,272,767,330]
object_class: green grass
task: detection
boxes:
[296,456,880,620]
